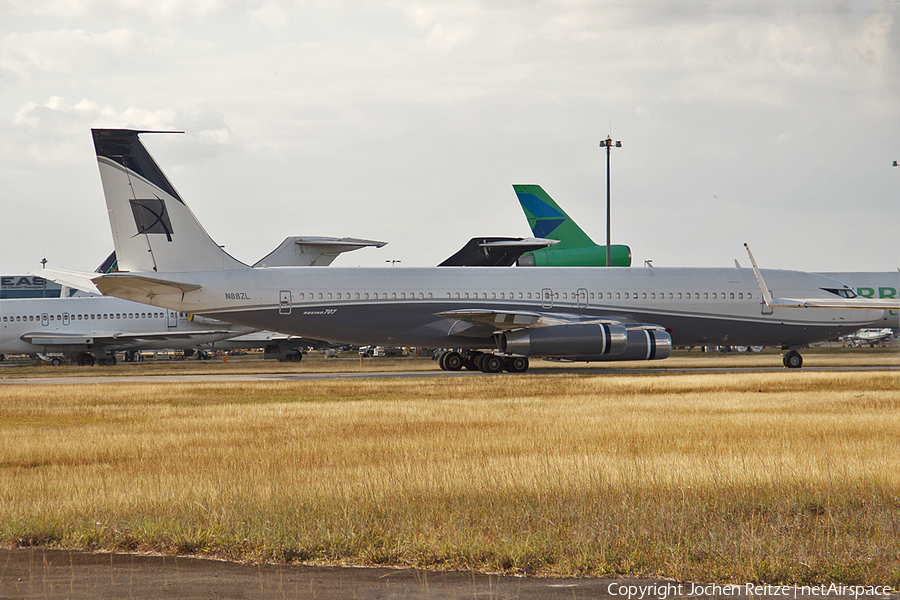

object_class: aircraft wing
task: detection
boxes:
[760,297,900,310]
[744,244,900,310]
[20,329,241,346]
[434,308,636,337]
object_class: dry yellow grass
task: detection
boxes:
[1,371,898,586]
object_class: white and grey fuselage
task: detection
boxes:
[99,265,880,351]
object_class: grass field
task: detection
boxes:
[1,362,898,586]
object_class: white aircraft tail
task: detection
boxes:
[92,129,247,273]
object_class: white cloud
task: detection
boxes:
[0,1,897,272]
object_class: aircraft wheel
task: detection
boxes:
[436,351,448,370]
[472,353,487,371]
[78,353,95,367]
[289,351,303,363]
[51,357,62,367]
[443,351,464,371]
[464,352,482,370]
[481,354,504,373]
[505,356,529,373]
[783,351,803,369]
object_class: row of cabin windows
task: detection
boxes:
[292,291,757,301]
[3,312,168,323]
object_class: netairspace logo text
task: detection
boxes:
[607,582,894,600]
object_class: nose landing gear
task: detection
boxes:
[782,350,803,369]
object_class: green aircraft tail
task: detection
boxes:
[513,184,632,267]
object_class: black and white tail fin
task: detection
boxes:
[92,129,248,273]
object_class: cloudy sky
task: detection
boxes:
[2,0,898,276]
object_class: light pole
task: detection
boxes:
[599,136,622,267]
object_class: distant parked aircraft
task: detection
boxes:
[0,295,254,365]
[513,184,631,267]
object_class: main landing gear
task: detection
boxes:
[782,350,803,369]
[437,350,529,373]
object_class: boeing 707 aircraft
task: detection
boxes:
[88,129,894,372]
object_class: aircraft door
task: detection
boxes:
[167,310,178,328]
[42,314,49,326]
[576,288,588,309]
[541,288,554,309]
[63,313,70,326]
[279,290,292,315]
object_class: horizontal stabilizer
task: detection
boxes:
[439,237,558,267]
[254,236,387,267]
[92,273,200,301]
[30,268,102,295]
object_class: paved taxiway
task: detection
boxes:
[1,364,897,385]
[7,549,897,600]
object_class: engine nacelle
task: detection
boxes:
[499,323,628,357]
[552,328,672,362]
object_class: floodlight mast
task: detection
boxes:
[599,136,622,267]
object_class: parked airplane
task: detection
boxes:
[0,295,255,365]
[840,328,894,348]
[513,184,632,267]
[88,129,894,372]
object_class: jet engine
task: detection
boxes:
[498,325,672,362]
[543,328,672,362]
[498,323,628,357]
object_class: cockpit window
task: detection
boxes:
[822,288,858,299]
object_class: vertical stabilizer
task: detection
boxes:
[92,129,247,273]
[513,184,596,249]
[512,184,632,266]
